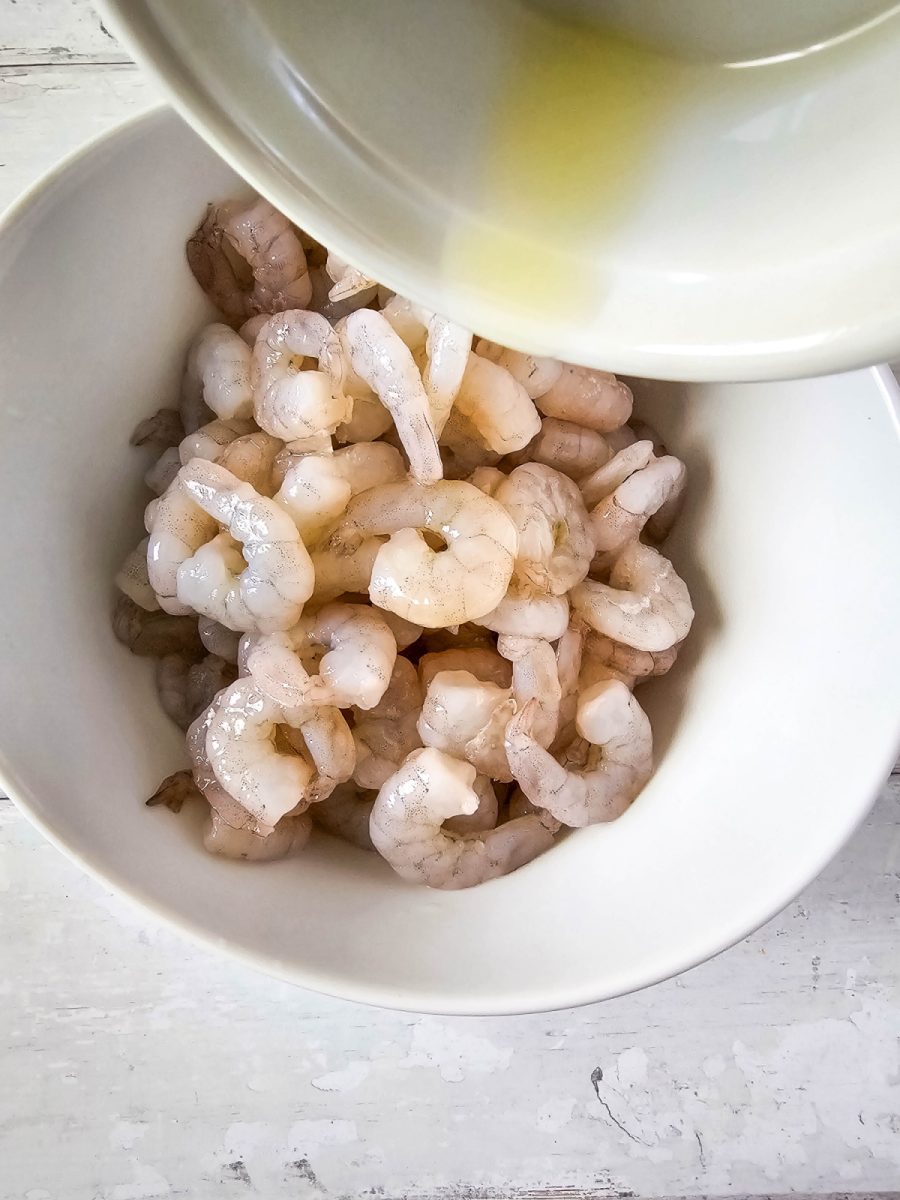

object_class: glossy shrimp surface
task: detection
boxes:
[127,188,694,884]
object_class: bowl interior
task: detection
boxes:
[0,110,898,1014]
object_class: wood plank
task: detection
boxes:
[0,0,130,65]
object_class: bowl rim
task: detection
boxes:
[95,0,900,383]
[1,107,899,1015]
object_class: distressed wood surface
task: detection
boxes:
[1,2,899,1198]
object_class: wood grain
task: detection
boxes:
[0,2,898,1198]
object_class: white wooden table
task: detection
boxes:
[1,4,899,1198]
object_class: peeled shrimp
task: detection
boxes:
[476,582,570,641]
[369,747,554,889]
[198,616,241,663]
[505,681,652,827]
[584,631,679,685]
[309,538,381,606]
[186,196,312,323]
[534,364,633,433]
[331,480,517,628]
[175,460,314,632]
[276,442,404,544]
[251,310,351,440]
[146,472,218,615]
[452,353,541,454]
[417,670,515,781]
[495,463,593,595]
[312,781,376,850]
[571,542,693,652]
[112,593,203,660]
[381,295,471,434]
[247,602,397,710]
[270,432,334,490]
[438,407,502,480]
[468,466,506,498]
[443,774,500,835]
[579,440,654,510]
[497,635,561,749]
[335,393,395,444]
[205,679,345,825]
[351,656,423,790]
[182,324,254,422]
[116,537,159,612]
[379,610,423,651]
[551,621,585,753]
[339,309,442,483]
[156,652,236,731]
[179,417,257,466]
[217,430,284,495]
[145,446,182,495]
[590,454,686,561]
[418,647,512,690]
[475,339,563,400]
[203,808,312,860]
[515,418,610,481]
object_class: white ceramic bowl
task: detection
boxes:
[1,109,898,1015]
[97,0,900,381]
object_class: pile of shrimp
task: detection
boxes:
[113,192,694,890]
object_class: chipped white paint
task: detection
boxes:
[1,2,899,1197]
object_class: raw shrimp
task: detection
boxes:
[176,460,315,633]
[325,251,377,302]
[504,681,652,827]
[475,339,562,399]
[369,747,555,889]
[551,621,585,753]
[198,616,241,663]
[590,455,686,560]
[468,466,506,498]
[182,324,254,421]
[495,463,593,595]
[116,538,159,611]
[514,418,610,481]
[507,786,563,834]
[270,432,333,490]
[534,364,633,433]
[418,648,512,690]
[112,594,203,659]
[418,624,494,654]
[352,657,423,790]
[205,679,318,825]
[203,808,312,860]
[339,309,442,483]
[247,602,397,710]
[417,670,515,781]
[293,704,357,802]
[579,440,654,510]
[443,774,500,835]
[497,635,561,749]
[145,473,218,615]
[217,430,284,495]
[312,781,377,850]
[155,652,236,731]
[378,610,422,651]
[452,353,541,454]
[179,417,257,466]
[331,480,517,627]
[145,447,182,495]
[571,542,693,652]
[186,196,312,323]
[584,632,679,684]
[238,313,269,346]
[438,407,502,480]
[276,442,404,544]
[381,295,471,434]
[251,310,351,440]
[335,393,395,444]
[309,538,382,606]
[476,582,570,641]
[130,407,184,450]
